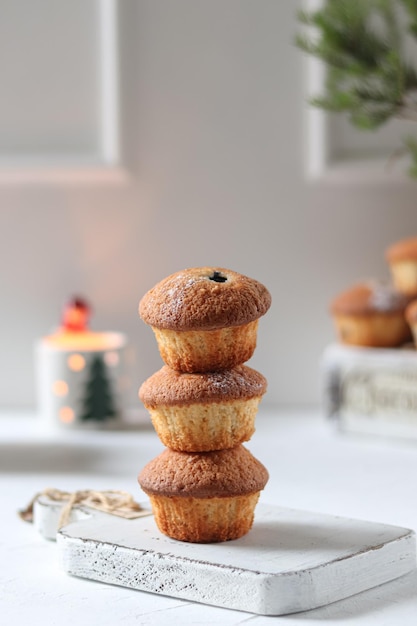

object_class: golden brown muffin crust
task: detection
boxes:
[139,364,267,408]
[139,267,271,330]
[405,299,417,323]
[330,283,410,316]
[138,445,269,498]
[386,237,417,262]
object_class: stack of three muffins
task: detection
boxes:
[137,267,271,543]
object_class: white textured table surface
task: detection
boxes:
[2,408,417,625]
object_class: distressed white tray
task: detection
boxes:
[321,343,417,440]
[34,497,416,616]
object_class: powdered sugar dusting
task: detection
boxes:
[139,365,267,407]
[368,281,406,312]
[139,267,271,330]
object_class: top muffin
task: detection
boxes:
[139,267,271,331]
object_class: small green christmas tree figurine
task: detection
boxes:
[296,0,417,176]
[80,355,117,422]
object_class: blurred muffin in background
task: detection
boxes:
[330,281,412,348]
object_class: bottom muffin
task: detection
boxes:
[138,445,269,543]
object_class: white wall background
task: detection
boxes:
[1,0,417,411]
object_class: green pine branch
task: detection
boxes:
[404,136,417,176]
[296,0,417,177]
[400,0,417,37]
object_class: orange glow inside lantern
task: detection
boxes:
[44,297,124,351]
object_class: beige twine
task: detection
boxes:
[19,488,150,528]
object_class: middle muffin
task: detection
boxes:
[139,364,267,452]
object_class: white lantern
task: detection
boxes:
[36,298,131,431]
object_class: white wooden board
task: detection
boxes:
[34,497,416,616]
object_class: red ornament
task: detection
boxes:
[61,297,91,332]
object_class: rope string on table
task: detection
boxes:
[19,488,150,528]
